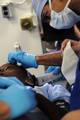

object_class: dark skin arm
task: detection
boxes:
[36,38,80,67]
[36,51,62,66]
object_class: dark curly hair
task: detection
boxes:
[0,63,38,87]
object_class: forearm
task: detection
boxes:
[74,24,80,39]
[36,51,62,66]
[8,50,62,68]
[61,110,80,120]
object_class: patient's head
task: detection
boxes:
[0,63,38,87]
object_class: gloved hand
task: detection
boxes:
[0,79,37,119]
[45,66,61,75]
[8,51,38,68]
[70,58,80,110]
[0,76,24,88]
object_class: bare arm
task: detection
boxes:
[74,24,80,39]
[61,110,80,120]
[36,51,62,66]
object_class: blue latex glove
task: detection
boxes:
[0,76,24,88]
[0,77,37,119]
[70,58,80,111]
[8,51,38,68]
[45,66,61,75]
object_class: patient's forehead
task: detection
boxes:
[0,63,22,69]
[0,63,28,79]
[0,63,37,87]
[0,63,25,71]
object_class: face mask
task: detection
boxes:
[49,0,80,29]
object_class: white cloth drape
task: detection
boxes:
[61,41,79,85]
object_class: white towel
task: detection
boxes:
[61,41,79,85]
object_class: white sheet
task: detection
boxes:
[61,41,79,85]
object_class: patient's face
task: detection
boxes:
[0,63,37,87]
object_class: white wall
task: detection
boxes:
[0,0,44,75]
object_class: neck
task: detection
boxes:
[51,0,68,12]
